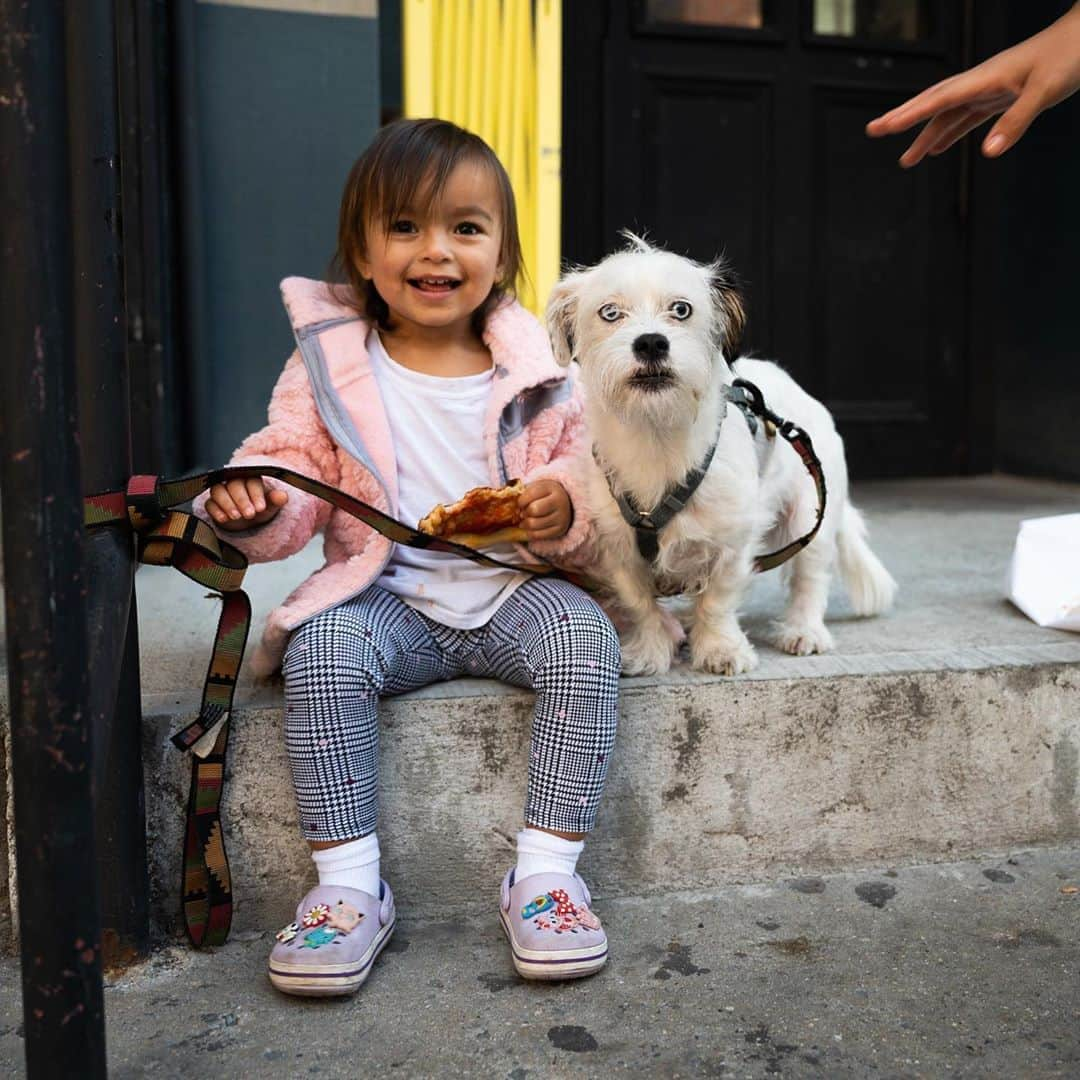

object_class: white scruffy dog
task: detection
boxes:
[546,236,897,676]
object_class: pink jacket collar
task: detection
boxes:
[279,277,567,418]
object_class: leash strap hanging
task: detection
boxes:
[84,466,582,947]
[728,378,828,571]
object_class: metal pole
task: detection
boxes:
[69,0,150,965]
[0,0,108,1075]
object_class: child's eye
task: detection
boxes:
[390,219,417,234]
[455,221,483,235]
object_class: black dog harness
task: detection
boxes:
[596,378,827,573]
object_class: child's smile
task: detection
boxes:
[408,274,462,295]
[359,160,504,341]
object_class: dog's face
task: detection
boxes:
[546,239,745,427]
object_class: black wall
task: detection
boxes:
[991,4,1080,481]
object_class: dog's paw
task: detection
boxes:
[773,619,834,656]
[689,630,758,676]
[620,626,676,676]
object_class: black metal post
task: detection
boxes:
[68,0,150,965]
[0,0,108,1074]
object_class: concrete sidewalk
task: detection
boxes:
[1,845,1077,1078]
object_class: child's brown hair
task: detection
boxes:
[332,118,524,335]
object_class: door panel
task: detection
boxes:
[607,65,775,349]
[811,85,934,407]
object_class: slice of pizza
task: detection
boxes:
[418,480,528,548]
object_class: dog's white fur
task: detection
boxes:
[547,236,896,675]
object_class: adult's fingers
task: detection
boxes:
[867,73,974,135]
[897,106,968,167]
[982,83,1047,156]
[927,108,996,155]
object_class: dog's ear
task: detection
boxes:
[708,259,747,363]
[545,271,584,367]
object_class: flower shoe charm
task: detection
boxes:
[275,922,300,944]
[302,903,331,928]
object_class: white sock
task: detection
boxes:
[311,833,381,897]
[515,827,584,882]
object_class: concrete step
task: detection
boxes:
[4,476,1080,946]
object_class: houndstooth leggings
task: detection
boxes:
[281,577,621,841]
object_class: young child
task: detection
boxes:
[197,118,620,996]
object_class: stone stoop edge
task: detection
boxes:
[2,660,1078,952]
[133,660,1080,943]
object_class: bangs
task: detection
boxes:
[368,139,499,234]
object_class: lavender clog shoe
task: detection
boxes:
[268,881,395,997]
[499,869,608,980]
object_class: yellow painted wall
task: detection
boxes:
[402,0,561,314]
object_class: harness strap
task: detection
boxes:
[593,379,827,573]
[605,438,720,563]
[84,465,587,947]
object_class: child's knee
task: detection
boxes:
[537,601,620,674]
[283,612,387,696]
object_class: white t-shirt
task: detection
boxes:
[367,329,529,628]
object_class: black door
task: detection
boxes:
[564,0,971,478]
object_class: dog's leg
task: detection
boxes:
[608,562,677,676]
[773,535,836,656]
[689,550,758,676]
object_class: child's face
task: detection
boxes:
[358,161,504,339]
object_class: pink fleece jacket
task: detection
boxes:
[195,277,594,675]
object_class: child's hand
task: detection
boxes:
[205,477,288,530]
[519,479,572,542]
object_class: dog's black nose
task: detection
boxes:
[632,333,670,364]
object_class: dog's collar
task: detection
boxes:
[594,431,721,565]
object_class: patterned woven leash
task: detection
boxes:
[83,467,574,947]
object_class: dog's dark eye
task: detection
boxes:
[670,300,693,320]
[598,303,622,323]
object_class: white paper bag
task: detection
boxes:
[1006,513,1080,632]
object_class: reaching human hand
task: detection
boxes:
[866,2,1080,167]
[205,477,289,530]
